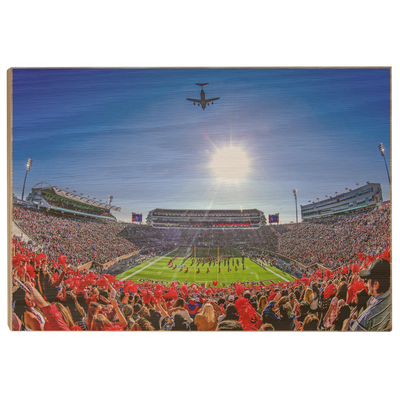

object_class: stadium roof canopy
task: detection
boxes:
[30,182,121,212]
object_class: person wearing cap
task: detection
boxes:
[350,258,391,331]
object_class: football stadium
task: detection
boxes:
[9,68,391,332]
[11,181,391,331]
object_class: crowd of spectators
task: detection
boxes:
[11,204,391,331]
[13,205,390,275]
[11,232,391,331]
[120,224,285,254]
[13,204,390,269]
[277,207,390,270]
[13,205,136,265]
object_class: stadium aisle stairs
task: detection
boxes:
[12,221,43,250]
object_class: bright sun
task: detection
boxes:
[210,145,250,180]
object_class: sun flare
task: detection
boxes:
[210,145,250,180]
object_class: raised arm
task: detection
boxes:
[110,299,127,328]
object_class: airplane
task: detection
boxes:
[186,83,220,110]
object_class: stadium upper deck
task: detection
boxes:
[22,181,120,221]
[300,183,383,220]
[147,208,266,229]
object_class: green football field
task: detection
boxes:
[116,248,294,286]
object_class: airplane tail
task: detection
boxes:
[196,83,209,87]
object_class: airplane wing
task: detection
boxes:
[205,97,220,102]
[187,98,201,103]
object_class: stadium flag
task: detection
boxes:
[269,213,279,224]
[132,213,142,222]
[194,246,196,258]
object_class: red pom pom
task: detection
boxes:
[12,254,29,268]
[350,263,359,274]
[235,283,244,296]
[77,277,92,293]
[124,281,138,293]
[234,297,258,331]
[268,292,277,301]
[314,270,323,279]
[353,279,367,292]
[212,280,218,287]
[300,274,310,286]
[154,283,165,300]
[84,275,96,287]
[96,277,108,288]
[181,284,188,295]
[16,266,24,278]
[35,253,47,265]
[65,277,80,291]
[325,269,333,278]
[323,283,337,299]
[58,254,67,268]
[103,274,115,283]
[347,279,367,304]
[142,288,153,304]
[163,290,179,300]
[25,265,36,280]
[113,280,124,290]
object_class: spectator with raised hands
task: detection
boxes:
[168,298,193,327]
[23,281,70,330]
[13,285,45,331]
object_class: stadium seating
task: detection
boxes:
[10,204,391,331]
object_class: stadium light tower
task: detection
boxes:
[109,195,113,205]
[293,189,298,223]
[21,158,32,201]
[378,143,391,187]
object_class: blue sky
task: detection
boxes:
[12,68,391,222]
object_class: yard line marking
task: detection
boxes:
[258,259,290,282]
[121,248,179,281]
